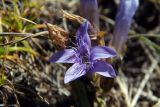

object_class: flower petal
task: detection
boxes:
[64,63,86,83]
[80,0,99,27]
[49,49,78,63]
[90,46,116,61]
[111,0,139,53]
[77,41,90,57]
[76,21,91,48]
[90,61,116,77]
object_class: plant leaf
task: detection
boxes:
[139,36,160,54]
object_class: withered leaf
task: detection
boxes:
[62,10,85,24]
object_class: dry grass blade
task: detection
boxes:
[62,10,85,24]
[116,72,131,107]
[131,60,158,107]
[0,32,31,37]
[0,80,20,107]
[133,88,159,101]
[131,43,159,107]
[0,31,48,46]
[17,16,37,25]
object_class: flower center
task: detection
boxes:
[82,55,88,63]
[81,54,91,71]
[75,47,91,71]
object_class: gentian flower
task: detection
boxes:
[80,0,99,27]
[111,0,139,53]
[49,21,116,83]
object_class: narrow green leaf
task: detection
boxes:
[0,46,38,56]
[139,36,160,54]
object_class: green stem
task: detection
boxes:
[129,34,160,39]
[72,79,91,107]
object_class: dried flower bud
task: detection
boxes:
[46,23,68,48]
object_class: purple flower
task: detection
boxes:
[49,21,116,83]
[80,0,99,27]
[111,0,139,53]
